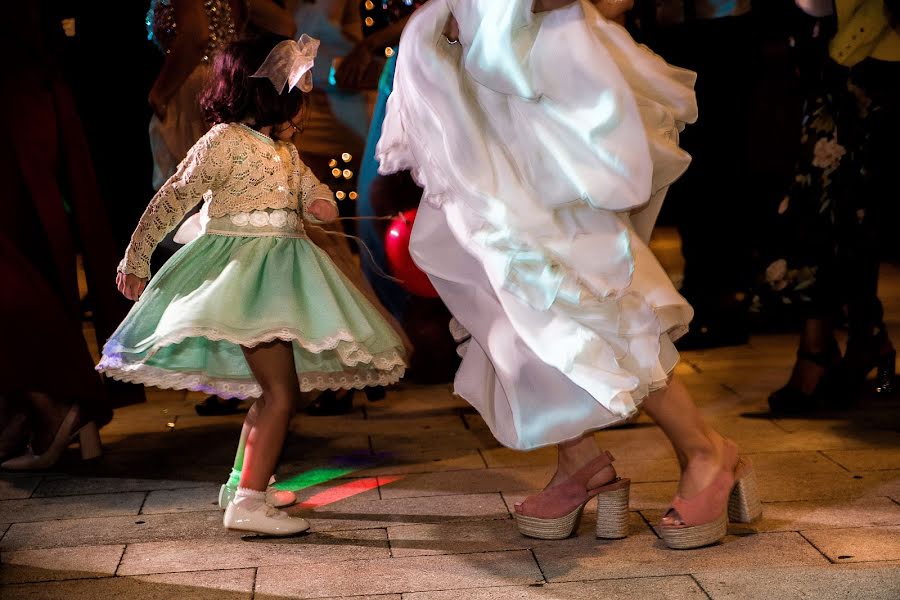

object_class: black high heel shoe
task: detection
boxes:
[768,339,842,414]
[305,389,356,416]
[838,326,896,399]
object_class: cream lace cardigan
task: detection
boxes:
[119,123,335,278]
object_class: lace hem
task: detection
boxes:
[100,363,404,399]
[99,326,407,373]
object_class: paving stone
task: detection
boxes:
[533,531,828,582]
[378,467,554,500]
[695,563,900,599]
[823,448,900,472]
[370,429,500,454]
[118,528,389,575]
[292,492,510,532]
[0,493,146,524]
[254,550,543,598]
[32,477,210,498]
[0,475,42,500]
[403,576,707,600]
[746,452,896,502]
[2,567,254,599]
[388,512,649,558]
[357,449,487,477]
[802,526,900,562]
[0,544,125,584]
[0,510,230,551]
[140,486,221,515]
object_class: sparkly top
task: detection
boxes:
[146,0,244,62]
[119,123,335,278]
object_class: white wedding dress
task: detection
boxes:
[377,0,698,450]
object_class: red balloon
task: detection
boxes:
[384,209,439,298]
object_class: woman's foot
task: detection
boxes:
[2,403,100,470]
[769,328,841,414]
[661,435,736,527]
[514,436,630,540]
[838,325,896,398]
[195,396,242,416]
[659,437,762,549]
[305,389,355,416]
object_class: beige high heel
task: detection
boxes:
[659,454,762,550]
[515,451,631,540]
[1,406,101,470]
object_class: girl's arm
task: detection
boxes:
[118,126,234,280]
[149,0,211,119]
[295,154,338,223]
[249,0,298,37]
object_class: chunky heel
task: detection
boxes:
[78,422,102,460]
[728,461,762,523]
[595,479,630,539]
[515,451,627,541]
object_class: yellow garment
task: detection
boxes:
[830,0,900,65]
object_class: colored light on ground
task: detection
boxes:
[270,466,358,491]
[299,476,403,508]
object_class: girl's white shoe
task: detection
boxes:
[223,495,309,536]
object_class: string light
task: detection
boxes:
[342,169,353,180]
[364,0,374,9]
[332,168,342,178]
[385,47,395,58]
[328,158,338,168]
[348,191,358,200]
[342,152,352,163]
[365,16,374,27]
[336,191,347,200]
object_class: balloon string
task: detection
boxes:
[306,223,404,285]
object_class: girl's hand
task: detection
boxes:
[595,0,633,24]
[117,272,148,301]
[308,199,339,223]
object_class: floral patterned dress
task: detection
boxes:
[756,16,900,335]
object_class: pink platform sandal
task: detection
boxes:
[659,444,763,550]
[514,451,631,540]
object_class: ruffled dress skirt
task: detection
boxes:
[97,208,406,399]
[376,0,698,450]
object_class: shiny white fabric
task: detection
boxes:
[377,0,698,450]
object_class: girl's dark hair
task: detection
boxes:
[201,34,307,128]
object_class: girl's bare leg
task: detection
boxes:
[238,341,300,491]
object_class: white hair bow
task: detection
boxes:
[251,34,320,94]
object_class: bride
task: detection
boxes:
[376,0,762,549]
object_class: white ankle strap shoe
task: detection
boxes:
[223,497,310,536]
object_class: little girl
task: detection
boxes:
[98,34,406,535]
